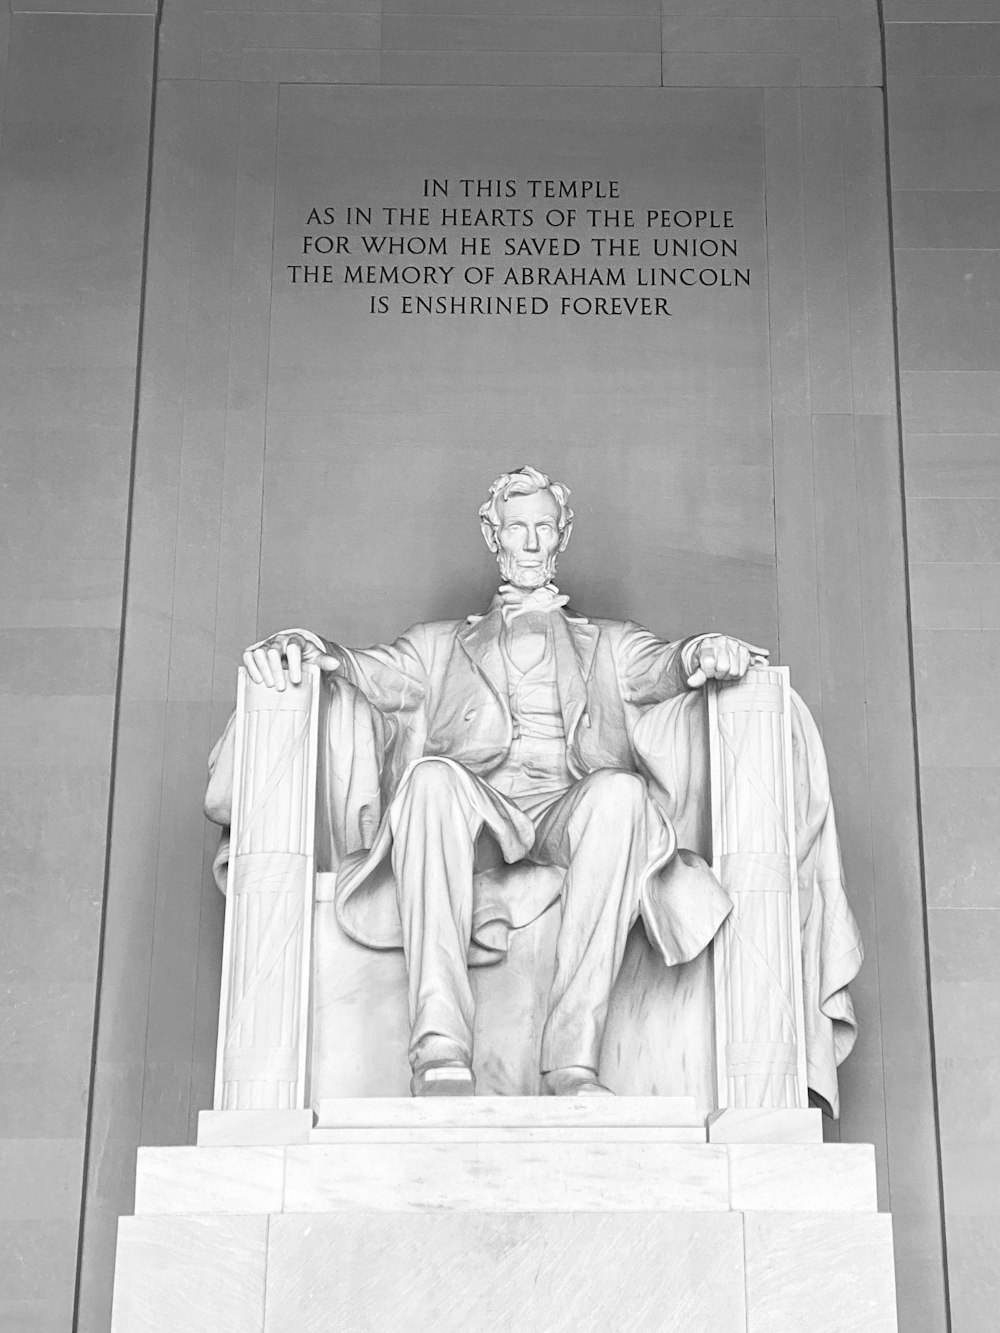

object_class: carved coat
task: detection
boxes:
[321,604,733,970]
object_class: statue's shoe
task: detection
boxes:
[410,1059,476,1097]
[541,1066,615,1096]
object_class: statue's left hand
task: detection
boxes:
[242,630,340,692]
[686,635,769,689]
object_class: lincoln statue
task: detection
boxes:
[218,465,787,1099]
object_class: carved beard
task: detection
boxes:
[496,546,559,590]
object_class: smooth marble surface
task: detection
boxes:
[112,1149,898,1332]
[130,1137,881,1217]
[133,1146,284,1215]
[315,1095,699,1129]
[283,1141,731,1213]
[708,1108,824,1143]
[198,1109,314,1146]
[728,1143,878,1213]
[887,18,1000,1331]
[264,1211,747,1333]
[310,1126,709,1144]
[0,9,155,1333]
[744,1211,897,1333]
[111,1215,267,1333]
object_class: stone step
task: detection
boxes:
[133,1140,879,1217]
[315,1093,699,1129]
[310,1125,708,1143]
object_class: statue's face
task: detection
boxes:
[494,489,563,589]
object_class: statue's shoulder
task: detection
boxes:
[573,613,633,636]
[400,617,468,644]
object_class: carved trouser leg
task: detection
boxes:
[390,762,662,1080]
[534,771,654,1074]
[389,759,485,1068]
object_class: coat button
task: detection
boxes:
[582,713,591,728]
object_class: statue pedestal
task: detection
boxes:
[110,1101,898,1332]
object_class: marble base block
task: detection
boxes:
[745,1212,898,1332]
[197,1109,315,1146]
[132,1123,878,1218]
[708,1106,824,1143]
[265,1211,747,1333]
[111,1215,267,1333]
[113,1107,897,1332]
[315,1094,699,1129]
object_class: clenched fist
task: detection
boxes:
[685,635,768,689]
[242,630,340,692]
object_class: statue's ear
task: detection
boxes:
[558,520,573,552]
[481,519,500,553]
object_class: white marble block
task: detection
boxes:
[314,1094,700,1130]
[134,1146,285,1216]
[727,1143,878,1212]
[744,1212,898,1332]
[131,1136,879,1218]
[708,1106,823,1144]
[111,1215,268,1333]
[112,1131,897,1332]
[263,1211,748,1333]
[283,1140,731,1213]
[198,1108,314,1146]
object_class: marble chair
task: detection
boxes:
[204,663,862,1134]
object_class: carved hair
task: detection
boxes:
[478,466,574,553]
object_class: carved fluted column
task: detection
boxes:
[708,665,810,1125]
[213,665,320,1113]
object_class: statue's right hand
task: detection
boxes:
[242,631,340,692]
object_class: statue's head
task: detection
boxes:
[479,466,574,590]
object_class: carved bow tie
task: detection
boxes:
[497,582,570,623]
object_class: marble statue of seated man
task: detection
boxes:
[235,466,770,1099]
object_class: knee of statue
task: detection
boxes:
[403,757,461,800]
[581,769,648,817]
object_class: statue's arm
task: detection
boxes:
[615,623,768,704]
[614,624,703,704]
[242,622,430,716]
[331,628,430,715]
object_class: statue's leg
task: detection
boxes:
[533,770,655,1092]
[388,758,485,1093]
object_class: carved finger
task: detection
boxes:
[243,648,264,684]
[266,646,285,692]
[317,652,340,673]
[285,638,303,686]
[737,645,751,677]
[253,646,274,689]
[686,667,708,689]
[698,645,718,679]
[714,643,733,677]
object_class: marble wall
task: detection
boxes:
[0,5,155,1332]
[2,0,994,1330]
[76,4,944,1331]
[885,5,1000,1330]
